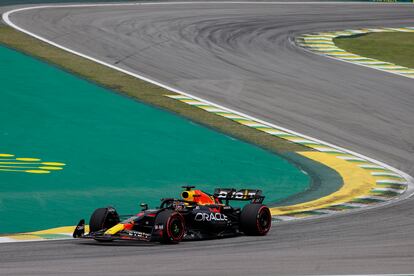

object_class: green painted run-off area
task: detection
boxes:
[0,45,310,234]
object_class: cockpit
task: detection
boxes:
[180,186,219,205]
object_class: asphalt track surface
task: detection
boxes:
[1,2,414,275]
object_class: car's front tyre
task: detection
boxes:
[154,210,185,244]
[89,207,120,233]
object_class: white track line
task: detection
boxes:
[314,275,414,276]
[3,2,414,213]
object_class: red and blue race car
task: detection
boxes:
[73,186,272,244]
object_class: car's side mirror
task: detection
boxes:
[140,203,148,211]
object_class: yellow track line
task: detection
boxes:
[270,151,376,215]
[0,165,61,170]
[2,226,90,241]
[0,162,65,166]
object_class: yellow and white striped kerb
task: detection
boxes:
[297,27,414,79]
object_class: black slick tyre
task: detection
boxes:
[240,204,271,236]
[154,210,185,244]
[89,207,120,233]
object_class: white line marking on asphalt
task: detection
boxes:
[313,274,414,276]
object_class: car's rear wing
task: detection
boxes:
[214,188,264,204]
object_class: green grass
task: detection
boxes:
[0,26,309,154]
[335,32,414,68]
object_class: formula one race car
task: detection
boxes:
[73,186,272,244]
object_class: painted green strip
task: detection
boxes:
[370,190,400,197]
[271,151,377,215]
[325,205,359,211]
[273,152,343,206]
[376,183,407,189]
[351,198,384,204]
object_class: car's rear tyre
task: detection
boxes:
[240,204,271,236]
[89,207,120,233]
[154,210,185,244]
